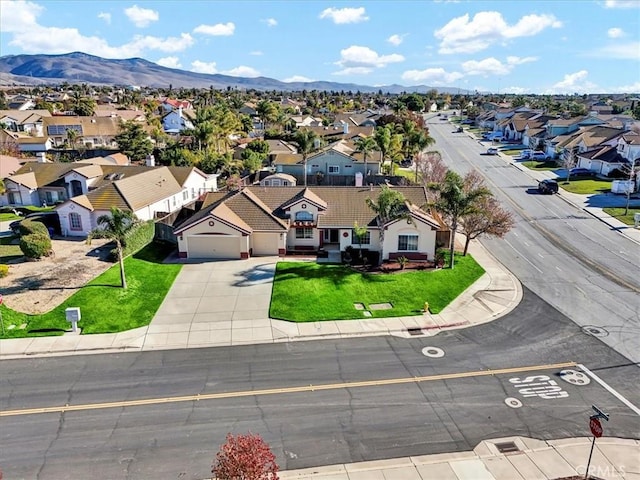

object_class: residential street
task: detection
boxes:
[427,119,640,365]
[1,288,639,479]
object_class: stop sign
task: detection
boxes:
[590,417,603,437]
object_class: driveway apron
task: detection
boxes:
[144,257,277,350]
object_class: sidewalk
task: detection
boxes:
[279,436,640,480]
[0,240,523,358]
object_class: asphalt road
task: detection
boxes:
[1,289,639,479]
[426,119,640,364]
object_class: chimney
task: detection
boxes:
[36,152,47,163]
[355,171,363,187]
[343,122,349,134]
[178,106,183,118]
[145,154,156,167]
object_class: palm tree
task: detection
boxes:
[374,126,391,169]
[365,185,411,263]
[431,171,491,269]
[354,136,377,181]
[293,129,318,186]
[90,207,139,289]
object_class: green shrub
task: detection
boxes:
[0,264,9,278]
[19,233,52,259]
[108,220,155,261]
[18,219,49,237]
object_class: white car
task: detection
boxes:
[487,147,499,155]
[530,152,547,161]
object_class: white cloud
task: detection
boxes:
[503,86,528,94]
[319,7,369,24]
[97,12,111,24]
[156,56,182,69]
[335,45,404,71]
[592,42,640,59]
[263,18,277,27]
[222,66,260,77]
[191,60,217,74]
[193,22,235,36]
[124,4,159,28]
[401,68,464,84]
[2,0,193,57]
[546,70,597,94]
[283,75,314,83]
[604,0,640,8]
[607,27,625,38]
[608,81,640,93]
[250,50,263,56]
[0,0,44,33]
[435,11,562,54]
[333,67,373,76]
[387,34,405,46]
[447,55,539,77]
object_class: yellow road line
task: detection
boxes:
[0,361,576,417]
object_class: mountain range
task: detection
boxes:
[0,52,471,94]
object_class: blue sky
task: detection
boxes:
[1,0,639,94]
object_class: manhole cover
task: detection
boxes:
[353,303,365,310]
[370,303,393,310]
[559,369,591,386]
[582,325,609,337]
[421,346,445,357]
[504,397,523,409]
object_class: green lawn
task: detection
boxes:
[0,235,22,263]
[0,206,54,222]
[0,213,20,221]
[521,160,558,171]
[558,179,612,195]
[602,207,640,226]
[0,242,181,338]
[270,254,485,322]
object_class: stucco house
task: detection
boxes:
[161,107,195,134]
[2,160,218,236]
[174,185,446,261]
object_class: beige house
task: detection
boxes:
[174,186,445,261]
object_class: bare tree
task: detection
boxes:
[415,151,448,200]
[622,158,640,215]
[561,148,578,183]
[459,196,514,255]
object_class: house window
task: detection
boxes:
[283,181,289,186]
[328,165,340,174]
[69,212,82,231]
[191,188,196,198]
[295,227,313,239]
[398,234,418,251]
[295,211,314,221]
[173,196,177,207]
[45,191,53,203]
[183,190,188,201]
[352,230,370,245]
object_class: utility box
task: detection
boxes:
[611,180,634,195]
[65,307,81,333]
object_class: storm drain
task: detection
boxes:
[495,441,519,454]
[407,327,424,336]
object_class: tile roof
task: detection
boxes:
[113,167,182,211]
[71,164,103,179]
[0,109,51,123]
[210,202,252,234]
[166,165,205,187]
[43,116,121,137]
[6,171,38,189]
[226,189,288,231]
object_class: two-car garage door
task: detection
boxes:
[187,235,241,259]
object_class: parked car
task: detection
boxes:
[538,179,559,194]
[461,119,475,125]
[400,158,413,168]
[519,149,532,159]
[10,211,61,236]
[455,126,463,133]
[486,147,499,155]
[530,152,548,161]
[569,168,594,177]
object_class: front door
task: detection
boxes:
[323,229,339,243]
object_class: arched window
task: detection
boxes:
[295,211,313,221]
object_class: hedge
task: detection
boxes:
[109,220,155,261]
[18,219,50,237]
[19,233,52,259]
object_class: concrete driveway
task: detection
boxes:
[144,257,278,350]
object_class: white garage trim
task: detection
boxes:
[187,234,241,259]
[251,232,280,256]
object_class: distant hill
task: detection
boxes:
[0,52,471,94]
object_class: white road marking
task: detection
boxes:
[577,364,640,416]
[537,253,544,258]
[504,239,543,273]
[422,346,445,358]
[556,266,562,271]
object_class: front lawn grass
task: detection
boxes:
[602,207,640,226]
[521,160,558,171]
[270,254,485,321]
[558,178,612,195]
[0,242,181,338]
[0,235,22,263]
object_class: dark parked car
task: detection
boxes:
[455,126,463,133]
[10,211,61,236]
[538,179,559,194]
[569,168,594,177]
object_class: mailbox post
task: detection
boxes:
[65,307,81,333]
